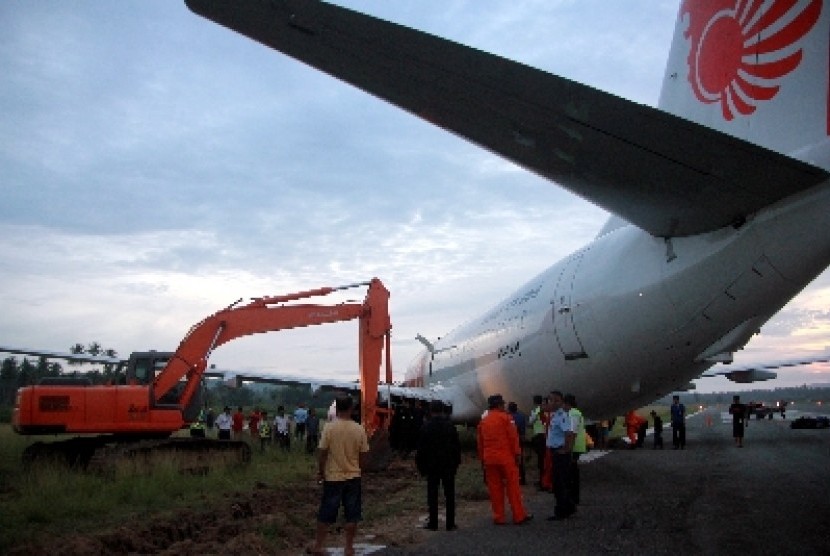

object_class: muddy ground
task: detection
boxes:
[8,410,830,555]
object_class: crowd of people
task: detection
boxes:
[409,390,592,528]
[192,402,322,454]
[621,395,686,450]
[190,392,703,554]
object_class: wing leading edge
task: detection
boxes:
[185,0,828,237]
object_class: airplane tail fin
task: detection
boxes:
[658,1,828,168]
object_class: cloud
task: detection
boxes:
[1,1,828,395]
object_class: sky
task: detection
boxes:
[1,1,829,393]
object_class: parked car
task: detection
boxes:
[790,415,830,429]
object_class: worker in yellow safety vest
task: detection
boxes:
[564,394,586,505]
[189,409,207,438]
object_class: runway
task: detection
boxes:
[376,405,830,555]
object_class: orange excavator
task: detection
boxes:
[13,278,393,467]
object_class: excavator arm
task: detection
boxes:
[152,277,393,435]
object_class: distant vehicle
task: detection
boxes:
[790,415,830,429]
[747,401,788,420]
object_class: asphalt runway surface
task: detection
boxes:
[376,407,830,555]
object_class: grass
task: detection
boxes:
[0,414,632,552]
[0,424,317,552]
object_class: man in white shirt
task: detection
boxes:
[545,390,575,521]
[273,405,291,451]
[215,406,232,440]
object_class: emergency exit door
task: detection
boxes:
[553,252,588,360]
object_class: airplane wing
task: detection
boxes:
[185,0,828,238]
[204,368,360,392]
[204,368,451,404]
[0,346,124,365]
[702,354,830,383]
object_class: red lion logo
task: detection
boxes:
[681,0,822,120]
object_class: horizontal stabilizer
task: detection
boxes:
[186,0,828,237]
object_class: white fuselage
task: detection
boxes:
[406,179,830,421]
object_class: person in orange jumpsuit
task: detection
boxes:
[477,394,533,525]
[625,410,646,448]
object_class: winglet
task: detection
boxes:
[415,334,435,354]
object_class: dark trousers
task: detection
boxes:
[259,437,271,453]
[518,442,526,485]
[532,434,546,482]
[568,452,581,505]
[636,422,647,447]
[306,433,319,454]
[672,424,686,448]
[653,431,663,449]
[551,450,575,517]
[426,471,456,529]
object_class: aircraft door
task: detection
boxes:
[552,252,588,360]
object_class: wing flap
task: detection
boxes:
[186,0,828,237]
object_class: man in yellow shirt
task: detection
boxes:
[308,396,369,556]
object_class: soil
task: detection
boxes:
[5,456,486,556]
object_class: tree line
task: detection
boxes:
[0,342,335,421]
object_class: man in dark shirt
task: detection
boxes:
[729,395,747,447]
[416,400,461,531]
[507,401,528,485]
[670,395,686,449]
[650,410,663,449]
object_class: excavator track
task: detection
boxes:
[23,436,252,475]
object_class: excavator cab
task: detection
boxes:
[125,351,172,385]
[124,351,205,421]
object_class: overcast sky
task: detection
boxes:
[2,1,829,393]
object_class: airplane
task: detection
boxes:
[180,0,830,423]
[5,1,829,428]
